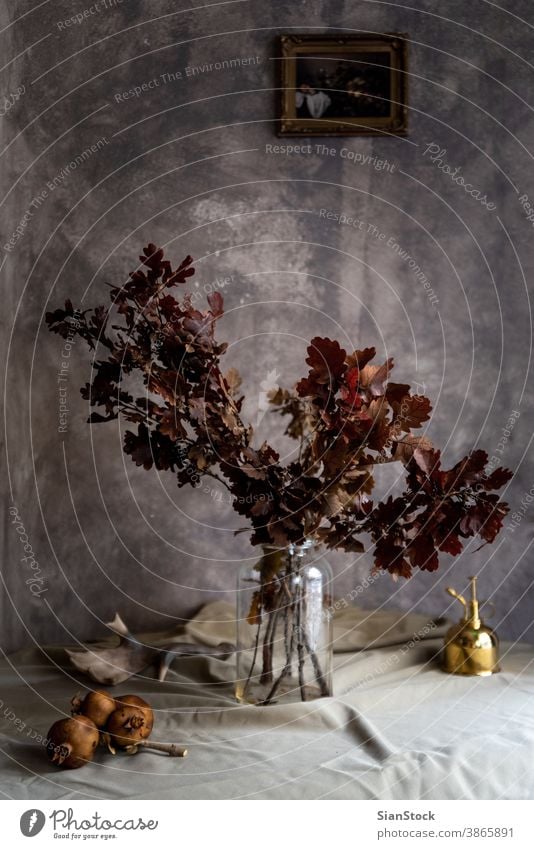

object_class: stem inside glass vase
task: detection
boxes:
[237,542,333,705]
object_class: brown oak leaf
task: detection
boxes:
[393,434,434,465]
[393,395,432,431]
[346,347,376,370]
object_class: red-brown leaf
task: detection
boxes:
[305,337,347,383]
[207,291,224,317]
[394,395,432,430]
[346,347,376,370]
[165,254,195,286]
[413,446,441,476]
[483,467,513,491]
[393,434,434,465]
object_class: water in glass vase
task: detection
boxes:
[236,541,333,705]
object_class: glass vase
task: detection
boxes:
[236,541,333,705]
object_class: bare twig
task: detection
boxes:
[258,570,295,705]
[128,740,188,758]
[295,568,307,702]
[242,616,262,698]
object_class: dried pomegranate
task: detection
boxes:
[71,689,116,727]
[47,715,99,770]
[106,695,154,749]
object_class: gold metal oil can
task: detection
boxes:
[442,576,500,676]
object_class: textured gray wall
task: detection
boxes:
[2,0,534,653]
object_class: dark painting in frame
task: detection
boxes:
[279,33,408,137]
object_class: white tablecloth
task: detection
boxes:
[1,602,533,800]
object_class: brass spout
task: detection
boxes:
[446,586,467,615]
[468,576,481,630]
[442,575,500,676]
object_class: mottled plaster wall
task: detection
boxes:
[2,0,533,651]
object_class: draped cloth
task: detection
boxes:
[1,601,533,799]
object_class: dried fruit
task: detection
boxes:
[46,715,99,770]
[115,694,153,714]
[71,689,116,728]
[106,695,154,749]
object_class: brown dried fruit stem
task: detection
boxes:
[134,740,188,758]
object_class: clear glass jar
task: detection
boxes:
[236,541,334,705]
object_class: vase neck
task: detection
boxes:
[287,539,316,558]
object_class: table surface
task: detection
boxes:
[1,602,534,800]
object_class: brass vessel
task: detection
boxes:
[442,576,500,676]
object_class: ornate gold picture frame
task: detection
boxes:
[279,34,408,137]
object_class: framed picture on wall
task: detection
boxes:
[279,33,408,137]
